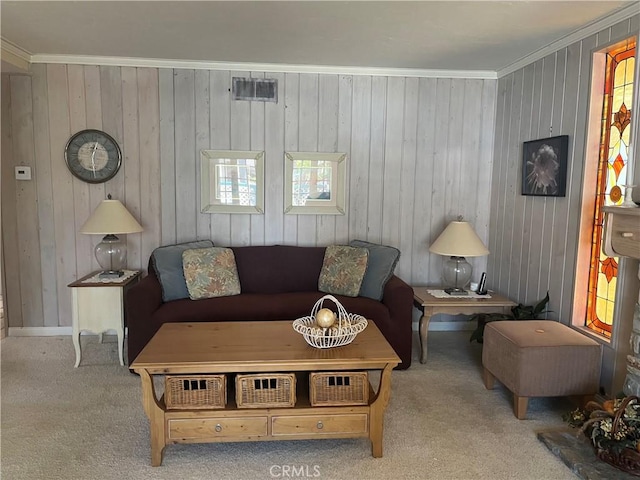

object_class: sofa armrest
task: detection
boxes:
[125,272,163,365]
[380,275,414,368]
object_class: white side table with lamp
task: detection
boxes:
[69,195,143,367]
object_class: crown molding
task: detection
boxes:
[497,5,639,78]
[29,54,497,80]
[1,37,31,72]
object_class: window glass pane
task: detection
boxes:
[585,40,635,337]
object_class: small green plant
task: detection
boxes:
[469,292,550,343]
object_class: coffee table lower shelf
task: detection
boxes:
[136,369,392,466]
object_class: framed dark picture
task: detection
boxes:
[522,135,568,197]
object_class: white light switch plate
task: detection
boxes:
[15,166,32,180]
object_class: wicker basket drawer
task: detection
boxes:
[310,371,369,406]
[236,373,296,408]
[272,414,368,436]
[168,417,268,440]
[165,375,226,410]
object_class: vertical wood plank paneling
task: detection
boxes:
[367,76,387,245]
[560,33,598,322]
[1,75,23,327]
[460,79,485,282]
[209,70,231,245]
[264,72,285,245]
[428,78,452,283]
[499,70,523,298]
[137,68,161,268]
[67,65,92,278]
[316,74,339,246]
[412,78,437,282]
[229,71,252,246]
[444,79,465,220]
[487,77,508,287]
[121,66,142,270]
[195,69,211,241]
[297,73,319,246]
[526,55,556,303]
[159,68,177,245]
[555,41,582,319]
[486,16,636,333]
[10,76,44,327]
[47,64,75,326]
[509,65,534,299]
[398,78,418,280]
[31,64,59,326]
[250,71,266,245]
[536,53,560,301]
[84,65,106,271]
[100,66,125,203]
[335,75,352,243]
[349,76,372,242]
[174,69,197,243]
[475,80,497,279]
[519,60,543,303]
[283,73,299,243]
[547,48,570,314]
[495,73,515,292]
[382,77,404,252]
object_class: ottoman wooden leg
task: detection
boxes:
[514,394,528,419]
[482,368,495,390]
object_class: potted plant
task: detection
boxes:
[469,292,550,343]
[564,395,640,476]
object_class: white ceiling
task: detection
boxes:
[1,1,637,74]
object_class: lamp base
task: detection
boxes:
[444,287,469,296]
[99,270,125,279]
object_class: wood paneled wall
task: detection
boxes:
[1,64,496,329]
[488,15,639,321]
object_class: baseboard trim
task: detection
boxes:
[412,321,475,332]
[10,323,471,336]
[7,327,125,336]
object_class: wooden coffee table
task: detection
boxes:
[131,321,400,466]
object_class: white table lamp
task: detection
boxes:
[80,194,143,278]
[429,217,489,295]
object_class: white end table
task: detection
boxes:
[412,286,517,364]
[68,270,141,367]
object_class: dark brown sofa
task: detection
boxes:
[125,245,413,369]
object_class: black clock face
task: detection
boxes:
[64,129,122,183]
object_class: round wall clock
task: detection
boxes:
[64,129,122,183]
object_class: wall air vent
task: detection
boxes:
[232,77,278,102]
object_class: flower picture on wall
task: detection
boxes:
[521,135,569,197]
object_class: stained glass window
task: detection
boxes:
[585,40,636,337]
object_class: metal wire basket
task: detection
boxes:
[292,295,368,349]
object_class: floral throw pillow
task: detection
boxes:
[182,247,241,300]
[318,245,369,297]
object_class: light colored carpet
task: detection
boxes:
[1,331,577,480]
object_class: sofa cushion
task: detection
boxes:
[232,245,326,294]
[151,291,389,325]
[151,240,214,301]
[350,240,401,300]
[183,247,241,300]
[318,245,369,297]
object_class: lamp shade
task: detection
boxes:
[429,220,489,257]
[80,199,143,235]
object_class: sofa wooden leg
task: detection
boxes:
[482,368,495,390]
[514,395,528,419]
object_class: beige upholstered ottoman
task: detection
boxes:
[482,320,602,419]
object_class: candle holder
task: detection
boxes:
[621,185,639,208]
